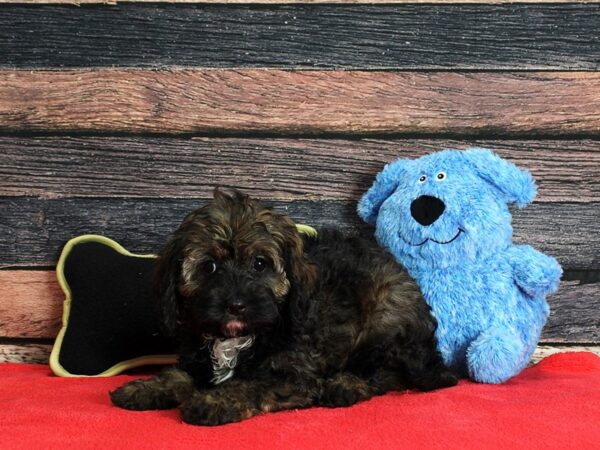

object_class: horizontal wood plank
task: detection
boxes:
[530,346,600,365]
[0,343,52,364]
[2,343,597,365]
[1,137,599,203]
[1,271,598,342]
[2,70,600,136]
[0,198,597,269]
[544,280,600,343]
[5,1,600,4]
[0,271,63,338]
[1,4,599,69]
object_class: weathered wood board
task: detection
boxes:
[1,271,597,342]
[1,4,600,69]
[0,271,63,338]
[0,343,53,364]
[1,137,599,203]
[2,71,600,135]
[0,198,598,269]
[4,0,600,5]
[1,343,596,366]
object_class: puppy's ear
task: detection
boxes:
[462,148,536,207]
[358,159,408,225]
[284,225,317,291]
[266,213,317,291]
[276,217,317,328]
[154,234,185,336]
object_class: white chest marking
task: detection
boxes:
[208,335,255,385]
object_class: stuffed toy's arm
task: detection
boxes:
[506,245,562,298]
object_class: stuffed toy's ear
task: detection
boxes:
[462,148,537,207]
[358,159,407,225]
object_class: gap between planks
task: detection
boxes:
[3,1,600,5]
[2,70,600,135]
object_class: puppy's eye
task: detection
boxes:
[252,256,267,273]
[202,260,217,274]
[418,175,427,184]
[436,172,447,181]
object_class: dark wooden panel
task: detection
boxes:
[1,4,599,69]
[1,137,599,203]
[1,270,597,342]
[2,70,600,135]
[543,280,600,343]
[0,197,597,269]
[4,0,600,4]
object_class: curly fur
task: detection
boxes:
[358,148,562,383]
[111,189,457,425]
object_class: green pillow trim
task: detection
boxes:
[50,225,318,377]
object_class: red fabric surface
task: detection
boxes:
[1,352,599,449]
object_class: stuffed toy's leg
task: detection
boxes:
[466,327,533,384]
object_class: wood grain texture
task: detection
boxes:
[530,346,600,365]
[1,343,597,365]
[0,271,63,338]
[543,280,600,343]
[2,344,599,365]
[5,1,600,4]
[1,137,599,203]
[0,344,51,364]
[0,198,597,269]
[0,270,598,342]
[2,70,600,136]
[1,4,600,69]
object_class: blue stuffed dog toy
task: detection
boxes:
[358,148,562,383]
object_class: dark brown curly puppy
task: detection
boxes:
[110,189,457,425]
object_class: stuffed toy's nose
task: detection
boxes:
[410,195,446,226]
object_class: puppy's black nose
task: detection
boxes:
[410,195,446,226]
[227,301,246,315]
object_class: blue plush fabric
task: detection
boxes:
[358,148,562,383]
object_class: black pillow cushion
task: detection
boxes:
[50,235,176,377]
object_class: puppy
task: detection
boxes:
[111,189,457,425]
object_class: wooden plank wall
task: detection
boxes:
[0,2,598,364]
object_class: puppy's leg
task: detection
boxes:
[110,367,194,410]
[317,372,379,408]
[388,327,458,391]
[180,378,319,426]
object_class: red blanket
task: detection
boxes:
[1,352,598,449]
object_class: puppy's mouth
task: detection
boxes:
[401,228,464,247]
[221,320,248,338]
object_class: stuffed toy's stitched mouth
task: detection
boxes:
[401,228,464,247]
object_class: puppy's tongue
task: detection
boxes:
[223,320,246,337]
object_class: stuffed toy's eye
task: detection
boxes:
[436,172,447,181]
[202,260,217,274]
[418,175,427,183]
[253,256,267,272]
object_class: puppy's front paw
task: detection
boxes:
[318,375,375,408]
[319,384,362,408]
[416,370,459,391]
[180,393,254,426]
[110,379,178,411]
